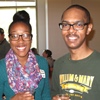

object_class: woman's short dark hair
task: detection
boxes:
[44,49,52,57]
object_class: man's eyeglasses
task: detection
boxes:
[9,33,32,41]
[59,22,89,31]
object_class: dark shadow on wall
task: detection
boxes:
[86,18,95,46]
[86,29,95,46]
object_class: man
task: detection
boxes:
[0,28,10,59]
[51,4,100,100]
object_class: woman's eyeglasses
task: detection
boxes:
[9,33,32,41]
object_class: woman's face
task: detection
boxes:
[42,51,48,58]
[9,22,32,59]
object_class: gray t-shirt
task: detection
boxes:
[51,50,100,100]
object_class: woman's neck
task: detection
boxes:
[17,56,28,67]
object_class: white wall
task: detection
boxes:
[37,0,71,59]
[37,0,100,59]
[74,0,100,52]
[37,0,47,55]
[48,0,71,59]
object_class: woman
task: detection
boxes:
[42,49,55,79]
[42,49,54,68]
[0,19,51,99]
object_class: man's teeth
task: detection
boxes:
[69,36,77,40]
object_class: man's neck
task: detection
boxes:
[69,47,93,60]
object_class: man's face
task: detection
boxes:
[0,34,4,42]
[61,8,92,50]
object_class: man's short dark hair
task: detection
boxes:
[61,4,91,23]
[0,28,4,34]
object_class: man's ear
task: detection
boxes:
[87,23,93,35]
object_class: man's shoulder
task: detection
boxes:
[93,50,100,59]
[2,39,10,47]
[55,53,69,63]
[4,39,10,44]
